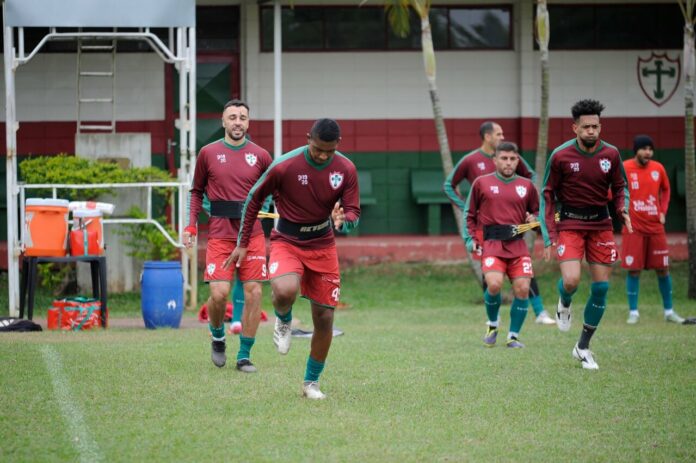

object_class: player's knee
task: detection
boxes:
[486,281,503,294]
[244,282,263,302]
[563,276,580,290]
[210,288,230,305]
[513,284,530,299]
[591,281,609,298]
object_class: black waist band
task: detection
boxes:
[483,224,524,241]
[276,218,332,240]
[210,200,244,219]
[559,204,609,222]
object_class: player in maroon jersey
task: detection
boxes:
[444,121,553,325]
[463,142,540,348]
[184,100,273,373]
[228,118,360,399]
[540,99,632,370]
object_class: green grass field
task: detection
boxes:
[1,261,695,462]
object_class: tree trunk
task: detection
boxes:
[419,14,483,284]
[684,23,696,298]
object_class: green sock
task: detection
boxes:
[209,323,225,340]
[275,308,293,323]
[237,336,255,361]
[509,298,529,335]
[557,278,577,307]
[484,289,501,326]
[304,356,325,382]
[232,275,244,324]
[584,281,609,327]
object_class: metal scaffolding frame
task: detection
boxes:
[3,0,198,317]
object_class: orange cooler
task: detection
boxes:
[24,198,70,256]
[71,209,104,256]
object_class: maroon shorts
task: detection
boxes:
[205,234,267,282]
[555,229,618,265]
[482,255,534,279]
[268,240,340,308]
[621,230,669,270]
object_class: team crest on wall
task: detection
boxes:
[637,52,680,107]
[329,171,344,190]
[245,153,257,166]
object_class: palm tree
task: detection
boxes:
[678,0,696,298]
[364,0,483,283]
[533,0,550,191]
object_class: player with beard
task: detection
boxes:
[184,99,272,372]
[622,135,686,325]
[444,122,554,326]
[463,142,540,348]
[540,99,631,370]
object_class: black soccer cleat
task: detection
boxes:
[236,358,257,373]
[211,340,227,368]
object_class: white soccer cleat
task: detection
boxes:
[535,310,556,325]
[273,317,292,355]
[302,381,326,400]
[665,312,685,324]
[556,298,572,332]
[572,343,599,370]
[626,311,640,325]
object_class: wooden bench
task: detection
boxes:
[411,169,452,235]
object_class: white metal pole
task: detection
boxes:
[4,6,20,317]
[186,26,197,311]
[273,0,282,159]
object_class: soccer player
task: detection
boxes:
[228,118,360,400]
[463,142,540,348]
[540,99,631,370]
[444,121,554,325]
[184,99,273,373]
[622,135,685,324]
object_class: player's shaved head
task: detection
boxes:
[571,99,605,122]
[479,121,497,140]
[310,118,341,142]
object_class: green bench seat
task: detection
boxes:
[411,169,453,235]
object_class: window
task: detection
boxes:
[543,4,682,50]
[260,5,512,52]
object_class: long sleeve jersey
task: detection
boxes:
[463,172,539,259]
[238,146,360,250]
[444,148,536,211]
[623,158,670,234]
[188,138,273,239]
[540,139,629,246]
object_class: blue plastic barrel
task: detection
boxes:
[141,261,184,329]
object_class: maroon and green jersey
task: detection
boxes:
[238,145,360,250]
[188,138,272,239]
[540,139,629,246]
[444,148,535,210]
[463,172,539,259]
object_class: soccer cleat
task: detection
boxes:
[302,381,326,400]
[665,312,685,324]
[506,338,525,348]
[228,321,242,335]
[483,326,498,347]
[556,298,572,332]
[626,312,640,325]
[273,317,292,355]
[572,343,599,370]
[535,310,556,325]
[236,359,257,373]
[211,340,227,368]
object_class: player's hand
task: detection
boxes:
[223,247,247,269]
[622,210,633,233]
[659,212,665,224]
[183,226,197,249]
[525,212,536,223]
[332,202,345,230]
[543,244,554,262]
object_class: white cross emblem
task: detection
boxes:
[557,245,565,257]
[207,263,216,276]
[515,185,527,198]
[599,158,611,173]
[269,262,279,274]
[484,257,495,268]
[329,171,344,190]
[245,153,257,167]
[477,162,486,171]
[651,171,659,181]
[625,255,634,265]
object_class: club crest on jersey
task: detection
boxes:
[217,154,226,163]
[599,158,611,173]
[484,257,495,268]
[477,162,486,171]
[557,245,565,257]
[269,262,279,275]
[625,255,634,265]
[329,171,344,190]
[245,153,257,166]
[207,263,216,276]
[515,185,527,198]
[651,171,659,181]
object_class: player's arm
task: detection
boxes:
[539,154,559,248]
[184,152,207,248]
[462,180,481,253]
[336,168,361,233]
[443,157,469,210]
[528,182,540,221]
[659,164,671,223]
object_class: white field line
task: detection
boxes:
[40,345,103,463]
